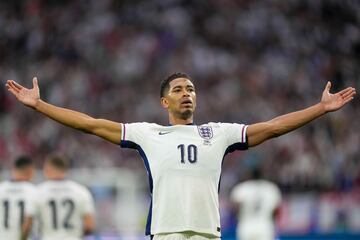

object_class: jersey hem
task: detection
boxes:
[150,227,221,238]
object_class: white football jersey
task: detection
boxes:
[0,180,37,240]
[36,179,95,240]
[231,180,281,240]
[120,122,248,237]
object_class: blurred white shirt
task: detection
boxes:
[231,179,281,240]
[36,179,95,240]
[0,180,37,240]
[121,122,248,237]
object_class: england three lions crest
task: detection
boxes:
[197,125,213,140]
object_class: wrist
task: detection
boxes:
[34,99,42,110]
[317,102,327,114]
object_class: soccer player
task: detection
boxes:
[0,156,37,240]
[231,168,281,240]
[36,154,95,240]
[5,73,356,239]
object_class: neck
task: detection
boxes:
[12,171,30,181]
[169,114,193,125]
[49,173,66,180]
[47,170,66,180]
[12,177,29,181]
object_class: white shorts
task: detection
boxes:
[153,232,220,240]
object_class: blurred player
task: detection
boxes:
[36,154,95,240]
[5,73,356,239]
[0,156,37,240]
[231,168,281,240]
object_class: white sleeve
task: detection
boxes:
[81,187,95,215]
[120,122,149,148]
[220,123,248,150]
[272,184,282,207]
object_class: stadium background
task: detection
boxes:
[0,0,359,239]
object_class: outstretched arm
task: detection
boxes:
[247,82,356,147]
[6,77,122,144]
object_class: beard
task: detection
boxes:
[179,109,193,120]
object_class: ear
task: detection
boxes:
[160,97,169,109]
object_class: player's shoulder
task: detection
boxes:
[233,180,256,192]
[259,180,280,189]
[37,180,51,188]
[204,122,247,128]
[37,179,67,190]
[2,180,35,188]
[0,180,8,191]
[21,181,36,190]
[66,180,91,193]
[0,180,7,186]
[123,122,162,132]
[124,122,159,127]
[0,181,36,196]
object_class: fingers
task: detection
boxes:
[325,81,331,92]
[7,87,19,97]
[339,87,354,95]
[9,80,23,91]
[32,77,38,88]
[5,81,20,97]
[340,87,356,99]
[6,80,20,94]
[340,87,356,105]
[343,95,355,105]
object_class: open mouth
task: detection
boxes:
[181,100,192,106]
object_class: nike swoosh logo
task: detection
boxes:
[158,131,172,135]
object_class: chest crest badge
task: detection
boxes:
[197,125,213,143]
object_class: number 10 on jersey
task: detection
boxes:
[177,144,197,164]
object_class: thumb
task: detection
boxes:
[32,77,38,88]
[325,81,331,92]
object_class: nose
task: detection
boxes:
[183,89,191,97]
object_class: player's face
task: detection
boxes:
[43,162,53,179]
[26,166,34,180]
[161,78,196,120]
[15,166,34,180]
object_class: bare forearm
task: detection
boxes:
[83,214,95,236]
[268,103,326,137]
[35,100,93,132]
[248,103,327,146]
[21,217,32,240]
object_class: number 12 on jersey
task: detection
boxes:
[177,144,197,164]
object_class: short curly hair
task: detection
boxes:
[160,72,192,98]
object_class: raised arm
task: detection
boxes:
[247,82,356,147]
[6,77,122,144]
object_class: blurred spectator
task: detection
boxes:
[1,0,359,194]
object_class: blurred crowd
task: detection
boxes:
[0,0,359,193]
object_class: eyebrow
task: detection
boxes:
[171,85,195,90]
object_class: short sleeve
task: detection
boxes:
[120,122,150,148]
[272,184,282,207]
[220,123,248,152]
[81,187,95,215]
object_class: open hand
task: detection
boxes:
[321,81,356,112]
[6,77,40,108]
